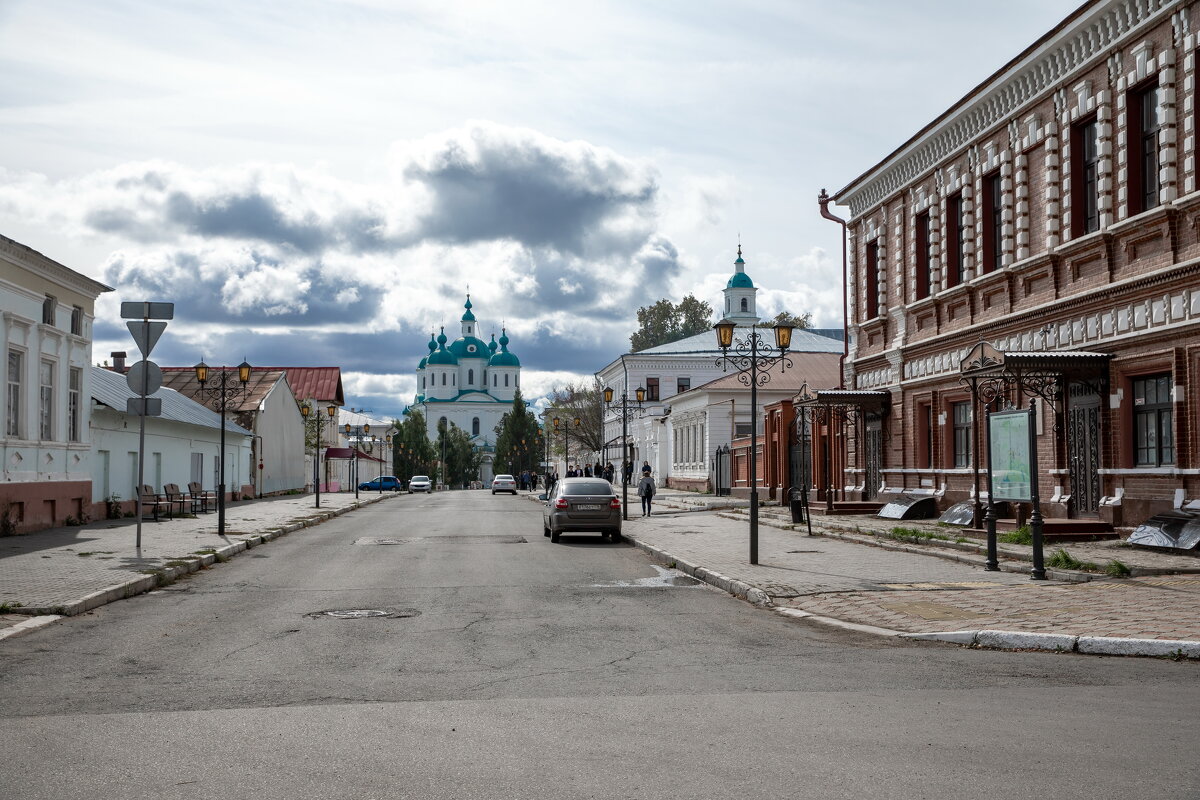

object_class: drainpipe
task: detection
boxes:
[818,189,848,389]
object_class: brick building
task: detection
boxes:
[825,0,1200,528]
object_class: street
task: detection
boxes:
[2,491,1197,799]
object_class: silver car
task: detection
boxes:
[408,475,432,493]
[542,478,621,542]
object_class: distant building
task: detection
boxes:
[825,0,1200,527]
[408,295,524,482]
[0,234,110,532]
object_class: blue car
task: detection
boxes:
[358,475,404,491]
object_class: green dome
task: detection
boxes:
[726,272,755,289]
[427,327,458,365]
[488,334,498,353]
[449,335,490,358]
[461,294,476,322]
[488,328,520,367]
[417,357,427,369]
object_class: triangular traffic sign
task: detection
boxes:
[127,320,167,357]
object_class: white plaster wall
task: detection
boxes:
[253,378,305,494]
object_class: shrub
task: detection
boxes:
[1000,525,1032,545]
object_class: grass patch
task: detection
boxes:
[164,560,190,568]
[1104,559,1132,578]
[0,601,24,612]
[954,537,971,544]
[1000,525,1032,545]
[884,526,953,544]
[192,548,217,555]
[1046,548,1100,572]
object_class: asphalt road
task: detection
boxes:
[1,491,1197,799]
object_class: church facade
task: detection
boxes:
[408,296,522,482]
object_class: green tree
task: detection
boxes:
[629,294,714,352]
[758,310,812,329]
[393,408,436,480]
[494,389,543,475]
[437,418,480,487]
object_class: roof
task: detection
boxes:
[449,336,490,359]
[677,351,842,397]
[91,366,251,435]
[159,367,289,415]
[726,272,755,289]
[960,342,1112,378]
[254,367,343,405]
[633,326,845,357]
[0,233,114,297]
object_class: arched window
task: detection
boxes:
[740,297,748,312]
[493,374,497,386]
[504,374,509,387]
[441,373,446,385]
[421,376,425,389]
[452,374,456,386]
[468,369,474,385]
[472,417,480,436]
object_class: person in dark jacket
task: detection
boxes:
[637,471,656,516]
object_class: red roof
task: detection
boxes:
[258,367,344,405]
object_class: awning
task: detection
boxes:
[324,446,385,463]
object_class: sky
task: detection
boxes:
[0,0,1083,419]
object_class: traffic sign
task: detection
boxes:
[120,301,174,320]
[126,397,162,416]
[127,360,163,396]
[126,320,167,358]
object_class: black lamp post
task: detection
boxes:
[603,384,646,520]
[552,415,581,475]
[194,359,251,536]
[300,400,337,508]
[714,319,794,564]
[344,422,370,499]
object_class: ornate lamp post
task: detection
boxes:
[344,422,370,499]
[603,383,646,520]
[714,319,794,564]
[552,415,581,475]
[194,359,252,536]
[300,400,337,508]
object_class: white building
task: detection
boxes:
[595,247,843,485]
[90,366,253,511]
[408,295,524,482]
[1,234,111,532]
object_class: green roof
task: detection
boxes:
[726,272,754,289]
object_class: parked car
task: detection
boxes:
[359,475,404,491]
[408,475,432,493]
[491,474,517,494]
[542,477,621,542]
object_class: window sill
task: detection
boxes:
[1098,467,1200,476]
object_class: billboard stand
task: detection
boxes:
[986,403,1046,580]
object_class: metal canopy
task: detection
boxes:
[959,341,1111,408]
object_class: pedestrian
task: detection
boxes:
[637,470,656,516]
[584,464,592,477]
[594,461,603,479]
[641,460,651,475]
[531,471,539,491]
[623,461,633,486]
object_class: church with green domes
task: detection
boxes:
[409,295,523,481]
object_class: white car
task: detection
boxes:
[491,474,518,494]
[408,475,432,493]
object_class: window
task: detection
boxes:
[6,350,21,437]
[677,377,691,393]
[734,422,753,437]
[645,377,660,401]
[981,172,1003,273]
[1129,83,1162,215]
[493,374,497,386]
[915,211,932,300]
[1133,374,1173,466]
[468,369,474,385]
[42,295,55,325]
[472,417,480,436]
[740,298,748,312]
[952,402,972,468]
[70,306,83,336]
[191,453,204,486]
[39,360,53,440]
[504,374,509,387]
[441,373,446,386]
[421,376,425,390]
[945,194,964,287]
[864,241,880,319]
[1072,118,1101,236]
[916,403,933,469]
[68,367,81,442]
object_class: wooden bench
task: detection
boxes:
[162,484,191,517]
[188,482,215,514]
[138,484,174,521]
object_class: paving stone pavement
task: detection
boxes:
[624,498,1200,644]
[0,491,396,623]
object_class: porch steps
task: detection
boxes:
[965,518,1116,540]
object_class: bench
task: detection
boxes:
[138,484,174,521]
[188,482,215,513]
[162,484,191,517]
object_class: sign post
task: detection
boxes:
[121,302,174,549]
[986,403,1046,580]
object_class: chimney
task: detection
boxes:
[111,351,127,372]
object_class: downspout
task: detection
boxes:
[818,189,848,390]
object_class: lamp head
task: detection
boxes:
[635,387,646,404]
[553,417,560,429]
[327,404,337,418]
[194,360,209,384]
[237,360,251,383]
[363,423,370,435]
[773,322,794,351]
[603,387,614,404]
[300,402,311,418]
[714,319,736,349]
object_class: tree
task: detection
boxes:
[545,380,605,466]
[392,408,437,480]
[629,294,714,352]
[758,310,812,329]
[494,389,544,475]
[436,418,480,487]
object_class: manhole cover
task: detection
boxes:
[306,609,420,620]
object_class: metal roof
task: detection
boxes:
[159,368,288,414]
[255,367,344,405]
[630,326,845,358]
[90,366,251,434]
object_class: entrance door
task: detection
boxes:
[864,415,882,501]
[1067,386,1101,516]
[789,414,811,497]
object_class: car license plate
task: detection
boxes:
[578,504,603,510]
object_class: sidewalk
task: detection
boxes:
[0,491,396,641]
[625,489,1200,658]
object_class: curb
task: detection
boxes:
[0,615,63,642]
[7,493,394,619]
[622,531,1200,660]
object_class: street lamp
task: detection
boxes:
[552,415,581,475]
[603,383,647,520]
[300,400,337,508]
[344,422,370,499]
[714,319,794,564]
[194,358,252,536]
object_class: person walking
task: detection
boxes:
[637,470,656,516]
[623,461,633,487]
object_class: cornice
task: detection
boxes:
[0,236,112,297]
[836,0,1179,219]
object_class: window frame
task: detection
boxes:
[645,377,660,402]
[68,367,81,442]
[864,240,880,319]
[676,377,691,394]
[1132,373,1174,467]
[951,401,972,468]
[6,349,22,438]
[981,171,1003,273]
[1128,81,1162,216]
[945,193,964,287]
[1071,116,1101,236]
[42,296,56,326]
[915,210,932,300]
[39,359,54,440]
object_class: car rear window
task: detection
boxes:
[562,481,612,496]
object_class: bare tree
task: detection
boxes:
[544,380,604,464]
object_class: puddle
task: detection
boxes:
[592,564,701,588]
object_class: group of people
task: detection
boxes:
[564,461,618,482]
[543,458,657,516]
[516,470,539,491]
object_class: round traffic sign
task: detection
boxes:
[126,360,162,396]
